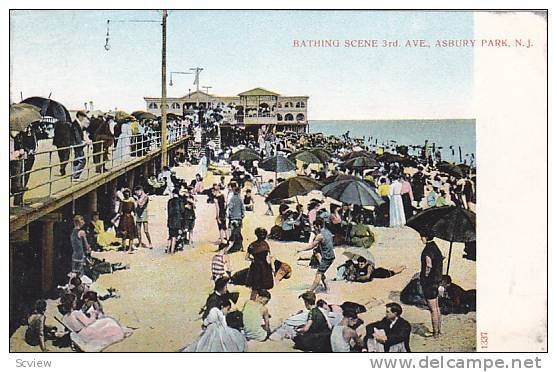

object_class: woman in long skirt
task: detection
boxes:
[389,176,406,228]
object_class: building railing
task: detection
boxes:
[9,127,189,206]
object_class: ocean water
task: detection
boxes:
[308,119,476,163]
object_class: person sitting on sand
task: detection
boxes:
[349,216,375,249]
[182,296,246,352]
[364,302,411,352]
[25,299,57,352]
[200,277,230,320]
[242,289,272,342]
[330,309,364,352]
[90,211,121,251]
[59,293,132,352]
[292,291,333,352]
[81,291,104,319]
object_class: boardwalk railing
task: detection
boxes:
[9,127,189,206]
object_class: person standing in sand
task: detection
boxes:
[116,189,137,254]
[420,233,444,338]
[134,186,152,249]
[296,218,335,293]
[245,228,274,300]
[389,175,406,227]
[213,185,228,244]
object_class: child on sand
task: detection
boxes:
[25,299,56,352]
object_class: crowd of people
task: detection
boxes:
[21,108,476,352]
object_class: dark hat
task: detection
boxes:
[298,291,316,304]
[214,277,229,291]
[76,110,89,119]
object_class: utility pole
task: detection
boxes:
[202,86,212,109]
[161,10,168,167]
[190,67,203,106]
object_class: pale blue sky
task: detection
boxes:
[10,10,474,119]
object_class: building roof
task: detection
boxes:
[180,90,215,100]
[238,87,281,96]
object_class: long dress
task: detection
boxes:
[62,310,132,352]
[389,180,406,227]
[181,307,247,352]
[114,122,132,162]
[245,240,274,291]
[117,199,136,240]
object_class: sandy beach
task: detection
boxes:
[10,162,476,353]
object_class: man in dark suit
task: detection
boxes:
[88,115,114,173]
[70,111,90,181]
[53,120,73,176]
[365,302,411,352]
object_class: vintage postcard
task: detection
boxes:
[6,7,548,361]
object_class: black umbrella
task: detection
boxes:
[436,162,465,178]
[323,173,361,185]
[131,110,157,121]
[230,148,262,162]
[341,156,379,170]
[265,176,323,202]
[21,96,71,123]
[259,155,296,173]
[288,150,324,165]
[406,206,476,274]
[342,150,376,160]
[308,148,332,163]
[321,179,384,206]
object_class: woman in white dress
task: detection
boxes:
[114,121,133,162]
[389,176,406,227]
[181,306,247,352]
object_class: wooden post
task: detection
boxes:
[39,214,60,294]
[88,189,98,214]
[127,170,136,190]
[459,146,463,163]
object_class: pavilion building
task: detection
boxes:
[143,87,309,135]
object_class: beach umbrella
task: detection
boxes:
[131,110,157,121]
[436,162,465,178]
[259,155,296,173]
[341,156,379,170]
[343,247,376,266]
[21,96,71,122]
[406,206,476,274]
[323,173,361,185]
[265,176,323,202]
[230,148,262,162]
[342,150,376,160]
[288,150,324,165]
[309,148,332,163]
[322,179,384,207]
[10,103,42,132]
